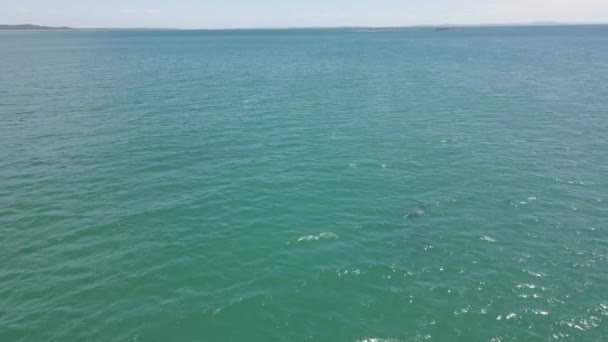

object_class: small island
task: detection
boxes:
[435,27,461,31]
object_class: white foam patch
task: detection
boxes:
[533,310,549,316]
[296,232,339,243]
[481,235,496,243]
[561,317,600,331]
[556,178,585,185]
[338,268,363,277]
[525,270,546,278]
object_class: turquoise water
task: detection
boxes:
[1,26,608,341]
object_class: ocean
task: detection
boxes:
[1,26,607,341]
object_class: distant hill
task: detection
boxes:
[0,24,179,31]
[0,24,72,31]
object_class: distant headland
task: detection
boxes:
[0,24,177,31]
[0,24,72,31]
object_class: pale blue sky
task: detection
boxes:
[1,0,607,29]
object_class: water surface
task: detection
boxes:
[1,26,608,341]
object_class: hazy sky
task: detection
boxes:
[2,0,607,29]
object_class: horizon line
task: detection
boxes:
[2,21,608,31]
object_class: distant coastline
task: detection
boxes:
[0,24,178,31]
[1,22,606,32]
[0,24,72,31]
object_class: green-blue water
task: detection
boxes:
[1,26,608,341]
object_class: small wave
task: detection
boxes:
[525,270,546,278]
[560,317,600,331]
[516,283,546,291]
[454,306,470,316]
[359,339,401,342]
[296,232,339,243]
[349,163,359,169]
[518,293,541,299]
[555,178,585,185]
[481,235,496,243]
[510,197,537,207]
[338,268,362,277]
[530,309,549,316]
[497,313,518,321]
[404,206,427,219]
